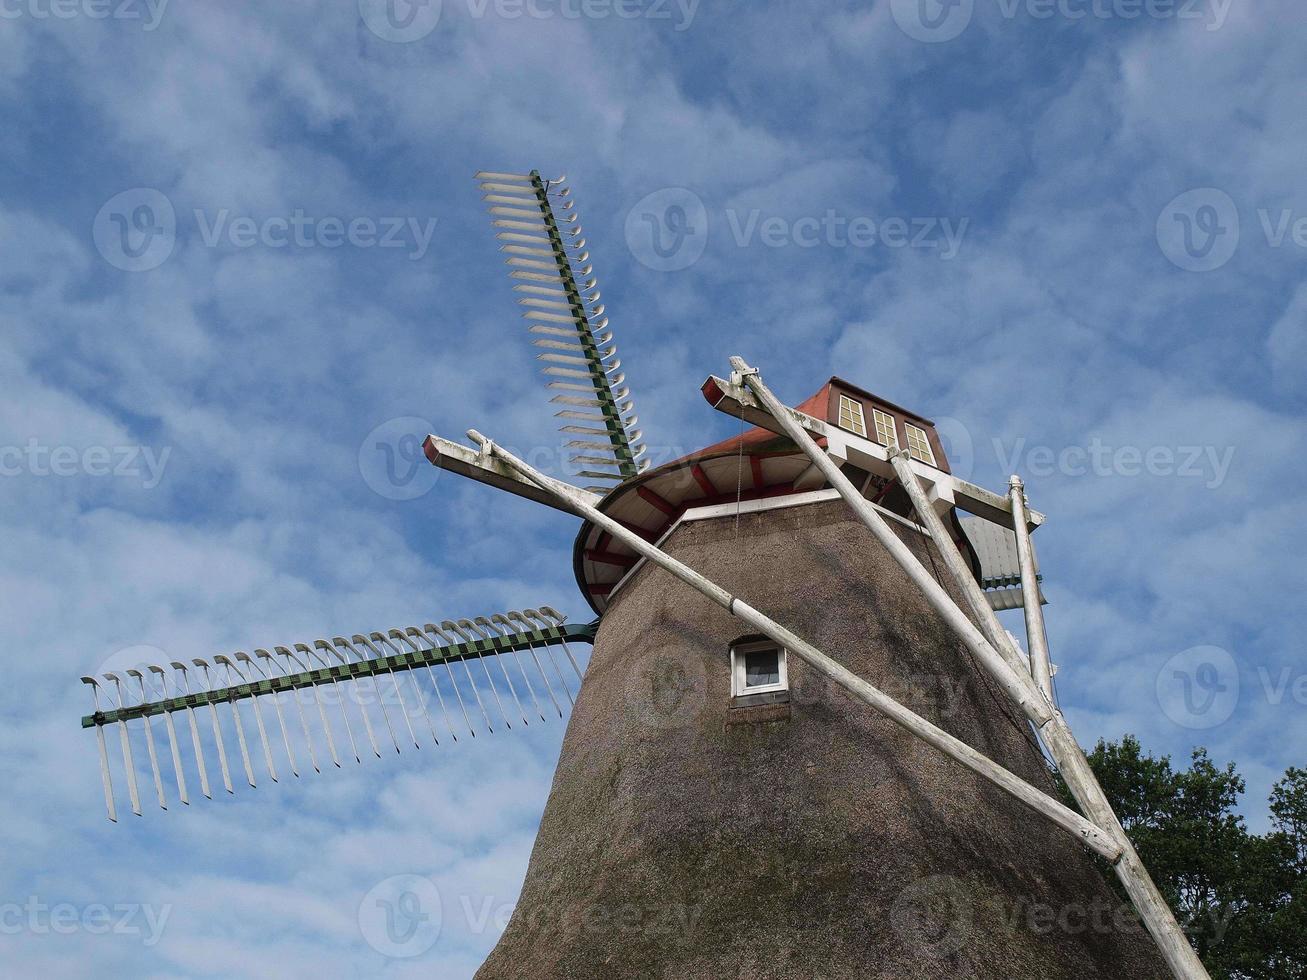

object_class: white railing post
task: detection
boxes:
[1008,476,1055,702]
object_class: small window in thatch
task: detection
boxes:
[730,640,789,698]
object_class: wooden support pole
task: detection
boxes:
[887,449,1031,678]
[464,428,1124,862]
[1009,476,1055,702]
[733,358,1209,980]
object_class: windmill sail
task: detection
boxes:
[475,170,647,492]
[79,608,594,821]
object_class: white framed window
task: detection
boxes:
[837,395,867,437]
[730,640,789,698]
[872,408,899,449]
[904,423,937,466]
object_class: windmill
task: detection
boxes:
[77,170,1209,980]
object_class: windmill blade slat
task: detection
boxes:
[542,367,593,379]
[561,434,616,446]
[476,169,645,479]
[474,170,533,182]
[489,205,549,219]
[525,310,584,324]
[515,283,569,296]
[550,394,605,407]
[480,181,539,193]
[519,298,576,312]
[501,244,556,258]
[484,193,542,206]
[498,232,553,247]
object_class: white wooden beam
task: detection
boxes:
[1009,476,1054,703]
[422,435,599,515]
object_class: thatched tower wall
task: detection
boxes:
[477,497,1168,979]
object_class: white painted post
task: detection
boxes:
[886,449,1030,678]
[1008,476,1054,703]
[461,429,1123,862]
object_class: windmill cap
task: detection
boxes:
[573,376,951,616]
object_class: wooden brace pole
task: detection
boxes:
[732,358,1209,980]
[886,449,1032,679]
[461,428,1123,861]
[1008,475,1055,703]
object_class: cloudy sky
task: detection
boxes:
[1,0,1303,975]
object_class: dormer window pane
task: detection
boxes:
[872,409,899,449]
[837,395,867,437]
[905,423,937,466]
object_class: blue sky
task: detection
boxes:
[1,0,1303,975]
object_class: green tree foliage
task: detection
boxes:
[1063,737,1304,978]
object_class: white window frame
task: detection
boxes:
[730,640,789,698]
[904,422,937,466]
[836,394,867,437]
[872,408,899,450]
